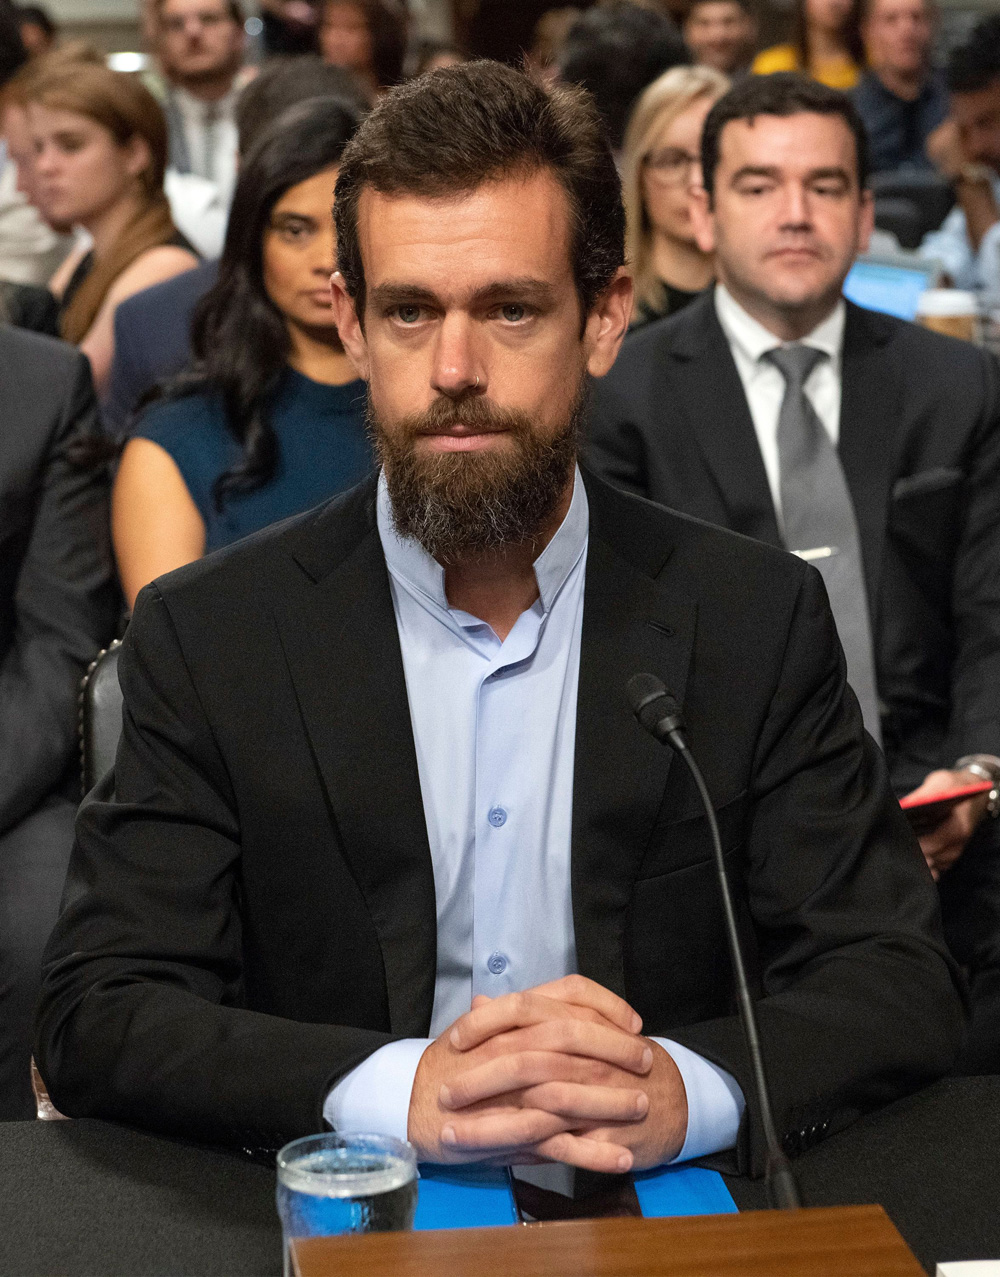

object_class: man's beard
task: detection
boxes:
[370,385,585,563]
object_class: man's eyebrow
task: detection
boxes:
[729,164,852,184]
[368,278,558,310]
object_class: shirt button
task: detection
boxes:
[487,952,508,975]
[488,806,507,828]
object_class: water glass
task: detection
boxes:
[275,1132,417,1273]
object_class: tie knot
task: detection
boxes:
[763,343,826,387]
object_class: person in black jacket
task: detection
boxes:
[0,327,118,1119]
[37,62,962,1174]
[587,73,1000,1072]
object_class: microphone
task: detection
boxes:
[626,673,801,1211]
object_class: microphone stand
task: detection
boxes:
[627,673,801,1210]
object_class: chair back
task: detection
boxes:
[80,640,123,794]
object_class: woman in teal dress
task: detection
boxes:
[112,95,371,608]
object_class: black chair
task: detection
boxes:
[872,171,955,250]
[79,639,123,794]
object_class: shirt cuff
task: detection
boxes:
[652,1037,746,1162]
[323,1038,435,1142]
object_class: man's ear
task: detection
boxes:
[857,187,876,256]
[330,271,370,380]
[585,267,634,378]
[689,184,716,254]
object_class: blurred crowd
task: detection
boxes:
[2,0,1000,1121]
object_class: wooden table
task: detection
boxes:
[291,1205,925,1277]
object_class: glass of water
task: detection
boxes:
[275,1133,417,1272]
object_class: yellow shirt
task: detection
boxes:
[751,43,861,90]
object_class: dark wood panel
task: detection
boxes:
[292,1204,925,1277]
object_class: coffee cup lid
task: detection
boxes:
[916,289,979,317]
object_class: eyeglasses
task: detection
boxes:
[642,146,700,186]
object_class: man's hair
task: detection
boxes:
[234,56,369,155]
[557,1,689,150]
[334,60,625,322]
[154,0,245,20]
[701,71,869,198]
[0,0,27,88]
[947,15,1000,95]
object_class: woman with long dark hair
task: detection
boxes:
[112,96,371,608]
[752,0,865,89]
[317,0,407,95]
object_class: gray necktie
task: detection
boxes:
[201,103,219,183]
[764,344,882,744]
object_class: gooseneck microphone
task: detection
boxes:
[626,673,801,1211]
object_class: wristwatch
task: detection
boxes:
[954,754,1000,819]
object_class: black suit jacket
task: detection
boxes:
[37,471,963,1174]
[586,293,1000,794]
[0,327,118,835]
[102,260,218,435]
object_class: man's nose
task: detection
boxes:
[778,182,812,230]
[431,313,482,399]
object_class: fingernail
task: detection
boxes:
[630,1013,643,1034]
[450,1027,461,1047]
[617,1152,633,1172]
[439,1084,453,1108]
[641,1047,653,1071]
[635,1093,649,1116]
[441,1125,457,1145]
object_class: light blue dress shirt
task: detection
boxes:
[919,173,1000,299]
[323,468,745,1161]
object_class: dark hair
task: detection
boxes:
[701,71,869,197]
[233,55,370,155]
[334,60,625,325]
[154,0,244,22]
[792,0,865,72]
[557,1,689,150]
[159,96,362,511]
[319,0,408,89]
[0,0,27,86]
[17,4,55,38]
[947,15,1000,95]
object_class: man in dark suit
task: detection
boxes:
[587,73,1000,1070]
[0,326,118,1119]
[38,62,963,1174]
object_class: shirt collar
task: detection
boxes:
[376,463,589,618]
[714,282,845,370]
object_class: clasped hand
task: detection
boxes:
[407,974,687,1173]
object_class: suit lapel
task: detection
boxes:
[272,485,437,1036]
[572,475,697,998]
[838,303,900,619]
[668,296,782,548]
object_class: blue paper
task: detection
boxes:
[414,1165,519,1230]
[413,1162,735,1230]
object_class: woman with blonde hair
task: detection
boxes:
[24,61,198,391]
[622,64,729,329]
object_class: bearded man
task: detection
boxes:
[36,61,962,1180]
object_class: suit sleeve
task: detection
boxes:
[668,567,966,1176]
[940,347,1000,764]
[36,583,399,1154]
[0,352,118,835]
[584,375,651,498]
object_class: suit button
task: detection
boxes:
[782,1131,799,1157]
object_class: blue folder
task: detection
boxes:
[413,1163,737,1230]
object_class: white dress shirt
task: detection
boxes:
[714,283,846,532]
[919,172,1000,300]
[323,469,745,1162]
[170,85,239,204]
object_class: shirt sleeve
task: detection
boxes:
[324,1035,744,1162]
[323,1038,434,1141]
[920,206,979,290]
[652,1037,746,1162]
